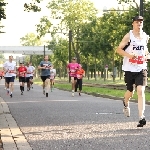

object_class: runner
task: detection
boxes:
[75,64,85,96]
[3,55,16,98]
[25,62,31,91]
[25,62,35,91]
[29,62,35,89]
[67,57,79,97]
[38,55,52,97]
[116,16,150,127]
[50,65,56,92]
[17,61,27,95]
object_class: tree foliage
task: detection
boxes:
[20,33,43,67]
[0,0,7,20]
[24,0,42,12]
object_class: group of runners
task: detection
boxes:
[3,55,35,97]
[67,57,85,96]
[2,55,56,98]
[2,54,85,98]
[37,55,85,97]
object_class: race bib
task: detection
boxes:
[20,72,24,77]
[129,56,144,64]
[9,70,14,73]
[77,74,81,79]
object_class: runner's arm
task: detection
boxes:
[38,65,45,69]
[13,66,16,74]
[32,66,35,75]
[66,64,70,73]
[3,67,9,74]
[116,33,135,59]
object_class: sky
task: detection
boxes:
[0,0,120,47]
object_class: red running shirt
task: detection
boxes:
[18,66,27,77]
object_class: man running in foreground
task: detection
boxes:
[116,16,150,127]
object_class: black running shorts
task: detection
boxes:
[41,75,50,82]
[124,69,147,92]
[19,77,26,83]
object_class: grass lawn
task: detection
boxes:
[34,77,150,102]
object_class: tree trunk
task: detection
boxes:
[87,57,90,80]
[112,50,115,82]
[94,56,97,81]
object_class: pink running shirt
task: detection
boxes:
[67,63,79,77]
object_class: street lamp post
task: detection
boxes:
[140,0,143,16]
[44,45,45,57]
[69,30,72,63]
[68,30,72,83]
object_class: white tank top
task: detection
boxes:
[122,30,149,72]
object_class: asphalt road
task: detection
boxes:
[0,79,150,150]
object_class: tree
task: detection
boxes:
[20,33,43,67]
[49,37,68,78]
[0,0,7,21]
[24,0,42,12]
[0,0,7,33]
[35,0,98,63]
[20,33,42,46]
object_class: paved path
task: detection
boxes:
[0,79,150,150]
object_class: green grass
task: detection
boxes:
[34,77,150,102]
[49,77,125,85]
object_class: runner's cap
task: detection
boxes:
[132,16,143,22]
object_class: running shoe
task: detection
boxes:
[123,106,130,117]
[21,91,23,95]
[46,93,48,97]
[137,118,146,127]
[10,94,12,98]
[72,92,74,97]
[7,90,9,95]
[79,92,81,96]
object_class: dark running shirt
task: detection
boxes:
[39,61,52,76]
